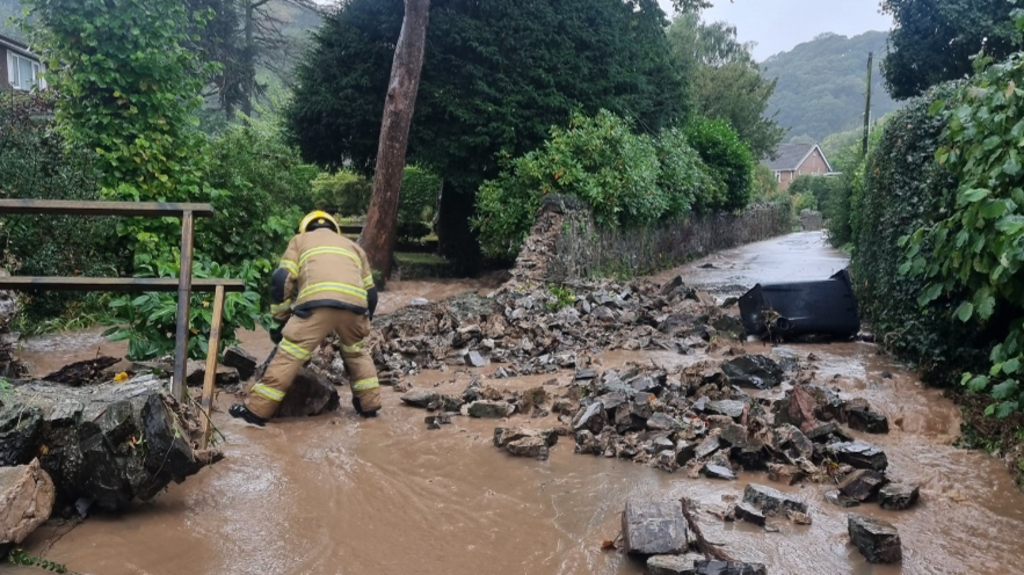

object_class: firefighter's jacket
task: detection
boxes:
[269,228,377,323]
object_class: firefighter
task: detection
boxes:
[229,210,381,427]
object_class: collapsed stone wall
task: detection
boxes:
[511,195,793,284]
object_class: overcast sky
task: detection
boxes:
[657,0,893,61]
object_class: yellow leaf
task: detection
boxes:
[114,371,129,383]
[38,445,49,456]
[1007,80,1017,99]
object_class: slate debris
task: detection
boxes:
[621,499,690,556]
[879,483,920,511]
[848,514,902,564]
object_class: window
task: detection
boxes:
[8,52,41,91]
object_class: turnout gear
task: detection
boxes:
[242,220,381,422]
[299,210,340,234]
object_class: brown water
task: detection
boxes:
[12,231,1024,575]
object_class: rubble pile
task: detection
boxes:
[321,277,744,383]
[0,375,222,517]
[563,356,916,517]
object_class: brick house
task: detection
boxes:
[764,143,835,191]
[1,33,45,92]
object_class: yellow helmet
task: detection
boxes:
[299,210,340,234]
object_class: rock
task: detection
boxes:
[621,499,690,556]
[425,414,451,429]
[0,459,54,545]
[848,514,902,564]
[411,297,429,306]
[707,400,745,419]
[879,483,920,511]
[575,368,598,380]
[701,463,737,480]
[222,347,258,381]
[277,368,339,418]
[695,436,722,460]
[838,469,886,502]
[787,509,812,525]
[401,388,440,409]
[647,413,680,431]
[734,502,765,526]
[742,483,808,516]
[825,490,860,508]
[0,376,221,513]
[721,355,783,390]
[573,402,608,432]
[675,441,697,466]
[770,347,799,372]
[493,427,558,448]
[694,561,767,575]
[465,351,488,368]
[717,424,748,447]
[732,441,768,471]
[828,441,888,471]
[647,554,703,575]
[844,402,890,434]
[505,437,550,459]
[773,424,813,461]
[468,400,514,419]
[767,463,804,486]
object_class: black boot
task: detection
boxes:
[352,397,378,418]
[229,403,267,427]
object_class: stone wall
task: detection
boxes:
[511,195,793,284]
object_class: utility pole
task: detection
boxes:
[862,51,873,157]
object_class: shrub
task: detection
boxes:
[750,164,782,204]
[654,127,723,219]
[902,50,1024,417]
[0,92,126,329]
[398,165,440,239]
[788,175,843,212]
[850,81,990,389]
[685,117,754,212]
[472,110,664,261]
[311,170,372,216]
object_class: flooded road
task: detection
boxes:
[12,231,1024,575]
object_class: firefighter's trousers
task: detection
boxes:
[245,307,381,420]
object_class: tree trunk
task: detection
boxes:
[359,0,431,278]
[242,0,255,118]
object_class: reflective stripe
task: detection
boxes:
[270,299,292,314]
[279,338,312,361]
[352,377,379,391]
[299,246,361,267]
[252,383,284,402]
[280,259,299,276]
[362,275,374,289]
[298,282,367,301]
[342,340,365,353]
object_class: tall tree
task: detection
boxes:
[359,0,430,277]
[286,0,685,272]
[881,0,1023,100]
[668,13,783,159]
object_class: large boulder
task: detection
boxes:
[0,375,221,515]
[848,514,902,564]
[276,367,339,418]
[0,459,54,545]
[621,499,690,556]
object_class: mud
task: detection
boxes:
[10,232,1024,575]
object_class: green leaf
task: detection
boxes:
[967,375,990,392]
[962,188,991,202]
[956,301,975,322]
[995,215,1024,235]
[981,200,1008,219]
[991,379,1019,400]
[976,293,997,319]
[994,401,1018,419]
[928,99,946,115]
[1006,156,1023,176]
[1004,358,1021,375]
[918,283,943,306]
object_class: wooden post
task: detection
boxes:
[172,210,195,401]
[200,284,225,449]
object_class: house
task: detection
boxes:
[1,33,45,92]
[764,143,835,191]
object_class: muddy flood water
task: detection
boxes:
[10,231,1024,575]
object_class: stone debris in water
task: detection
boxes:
[493,427,559,460]
[467,400,514,419]
[828,441,889,471]
[621,499,690,556]
[276,367,339,418]
[0,458,54,545]
[837,469,886,502]
[733,502,766,526]
[701,463,737,481]
[742,483,809,517]
[647,553,706,575]
[400,388,439,408]
[879,482,920,511]
[694,560,768,575]
[848,513,902,564]
[222,347,258,381]
[0,375,221,515]
[825,490,860,508]
[721,355,783,390]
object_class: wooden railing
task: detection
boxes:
[0,199,247,446]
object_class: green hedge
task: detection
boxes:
[851,81,991,386]
[685,117,754,212]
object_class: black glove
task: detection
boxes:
[269,323,284,344]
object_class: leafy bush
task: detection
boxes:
[788,175,843,212]
[902,50,1024,417]
[0,92,126,330]
[750,164,783,203]
[654,127,723,218]
[472,110,664,260]
[685,117,754,212]
[311,170,372,216]
[850,81,990,389]
[398,165,440,239]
